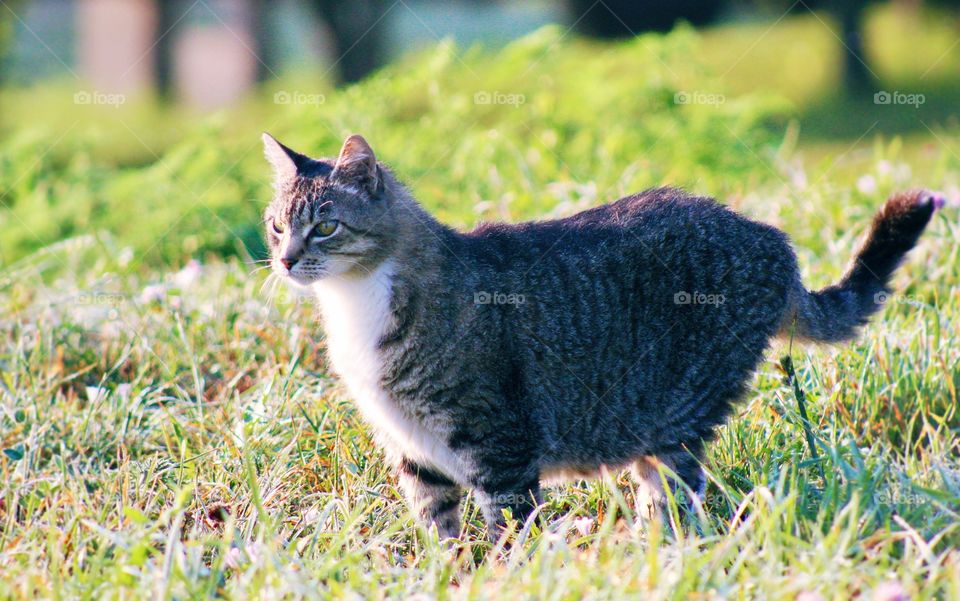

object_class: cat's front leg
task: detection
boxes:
[473,475,542,540]
[396,458,463,539]
[461,424,544,540]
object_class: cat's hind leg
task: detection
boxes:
[632,445,706,521]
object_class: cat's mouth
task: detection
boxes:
[285,271,322,286]
[290,267,335,286]
[274,261,327,286]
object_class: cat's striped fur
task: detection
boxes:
[262,133,941,538]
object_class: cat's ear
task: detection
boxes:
[262,133,311,182]
[332,134,381,195]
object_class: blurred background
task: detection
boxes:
[0,0,958,267]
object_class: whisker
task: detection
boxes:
[259,272,278,301]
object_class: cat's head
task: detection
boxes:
[262,133,397,285]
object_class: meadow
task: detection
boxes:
[1,8,959,599]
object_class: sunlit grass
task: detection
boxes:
[1,149,957,597]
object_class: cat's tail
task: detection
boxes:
[789,189,943,343]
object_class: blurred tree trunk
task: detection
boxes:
[310,0,387,84]
[154,0,270,99]
[837,0,873,93]
[155,0,176,98]
[251,0,273,83]
[77,0,157,96]
[570,0,721,36]
[170,0,258,109]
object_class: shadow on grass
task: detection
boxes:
[798,80,960,142]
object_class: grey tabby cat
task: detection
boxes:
[262,132,941,539]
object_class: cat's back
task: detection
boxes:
[459,186,799,356]
[457,186,798,350]
[559,186,780,243]
[464,187,793,271]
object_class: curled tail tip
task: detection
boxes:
[878,188,942,234]
[850,188,940,300]
[929,191,947,212]
[858,187,938,264]
[791,189,939,344]
[890,188,944,209]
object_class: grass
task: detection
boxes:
[2,7,960,600]
[0,25,788,267]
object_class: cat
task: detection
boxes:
[261,132,941,539]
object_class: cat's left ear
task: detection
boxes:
[332,134,382,195]
[262,132,312,183]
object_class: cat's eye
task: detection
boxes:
[271,219,284,235]
[310,220,339,239]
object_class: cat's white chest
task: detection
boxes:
[312,261,464,481]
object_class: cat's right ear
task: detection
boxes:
[262,133,311,183]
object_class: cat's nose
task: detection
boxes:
[280,257,297,270]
